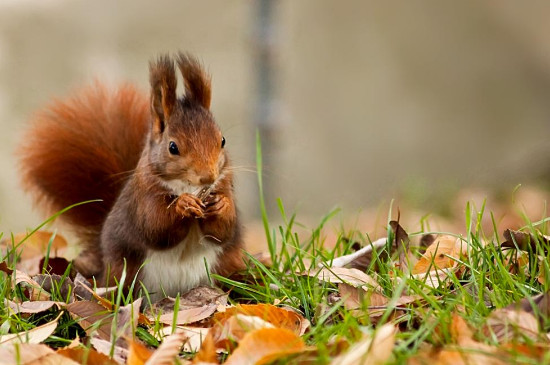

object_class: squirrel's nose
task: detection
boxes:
[199,174,216,185]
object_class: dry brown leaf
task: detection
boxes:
[413,235,466,274]
[167,326,210,353]
[330,323,396,365]
[66,300,113,341]
[0,312,61,345]
[501,229,550,253]
[152,326,211,354]
[223,327,307,365]
[339,284,387,318]
[33,274,74,303]
[13,269,51,301]
[4,299,62,315]
[1,231,67,260]
[158,304,217,325]
[0,343,79,365]
[149,287,227,326]
[57,347,119,365]
[116,298,142,339]
[390,220,412,272]
[0,261,14,275]
[450,315,505,365]
[410,316,508,365]
[89,336,128,364]
[1,231,69,276]
[145,331,188,365]
[179,286,227,306]
[73,279,115,310]
[483,308,541,343]
[308,267,379,288]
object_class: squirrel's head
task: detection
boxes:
[148,53,226,195]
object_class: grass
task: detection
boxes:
[0,136,549,363]
[1,195,550,363]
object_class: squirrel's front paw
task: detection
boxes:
[175,193,205,218]
[202,192,231,217]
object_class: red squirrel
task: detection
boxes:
[19,52,244,298]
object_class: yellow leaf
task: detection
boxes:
[127,338,153,365]
[413,235,466,274]
[57,347,119,365]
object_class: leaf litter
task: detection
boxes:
[1,213,550,364]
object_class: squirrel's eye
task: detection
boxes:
[168,141,179,155]
[221,136,226,148]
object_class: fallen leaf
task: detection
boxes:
[72,278,115,310]
[1,231,69,276]
[13,269,51,301]
[116,298,142,340]
[389,220,412,271]
[223,327,307,365]
[66,300,112,341]
[90,336,128,364]
[210,304,308,336]
[307,267,379,288]
[0,343,79,365]
[38,257,72,277]
[413,235,466,274]
[33,274,74,303]
[483,308,541,343]
[338,284,388,318]
[0,261,14,275]
[145,331,187,365]
[157,304,217,326]
[152,326,211,353]
[4,299,62,315]
[331,323,396,365]
[127,338,153,365]
[149,287,227,326]
[327,237,388,270]
[57,347,120,365]
[450,315,505,364]
[0,231,68,260]
[506,291,550,327]
[178,327,210,353]
[212,314,276,350]
[0,312,61,345]
[178,286,227,306]
[501,229,550,253]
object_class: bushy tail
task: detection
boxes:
[19,83,149,274]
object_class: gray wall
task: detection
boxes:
[1,1,550,235]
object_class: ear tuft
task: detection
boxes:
[149,55,177,135]
[176,52,212,109]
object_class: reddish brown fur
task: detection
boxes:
[20,83,149,276]
[20,53,244,291]
[177,53,212,109]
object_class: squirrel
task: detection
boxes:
[19,52,244,298]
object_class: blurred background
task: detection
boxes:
[1,1,550,245]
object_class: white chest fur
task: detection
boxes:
[141,223,222,299]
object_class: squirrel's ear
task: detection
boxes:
[176,53,212,109]
[149,55,177,137]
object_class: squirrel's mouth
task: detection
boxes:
[162,178,207,196]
